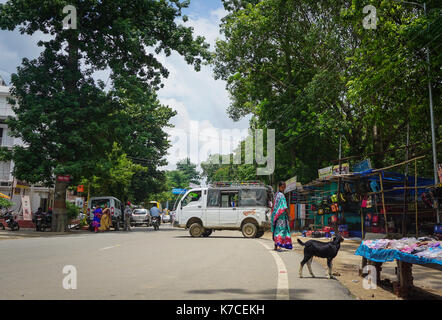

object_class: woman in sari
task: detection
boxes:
[271,181,293,251]
[99,204,112,231]
[91,206,102,233]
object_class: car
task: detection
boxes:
[132,208,151,227]
[162,214,171,223]
[87,196,124,231]
[174,182,272,238]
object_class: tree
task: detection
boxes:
[82,143,146,203]
[0,0,210,231]
[176,158,201,184]
[214,0,440,184]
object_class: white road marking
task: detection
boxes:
[258,241,289,300]
[99,244,120,251]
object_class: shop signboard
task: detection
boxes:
[285,176,297,193]
[332,163,350,175]
[21,195,32,221]
[318,166,333,179]
[353,159,372,173]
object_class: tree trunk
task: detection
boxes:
[52,180,68,232]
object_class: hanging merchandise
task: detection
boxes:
[344,182,354,193]
[352,193,361,203]
[365,213,372,228]
[331,203,339,212]
[339,193,346,202]
[372,214,379,227]
[361,196,368,208]
[331,215,338,223]
[366,196,373,208]
[331,194,338,203]
[370,180,380,193]
[318,208,324,215]
[421,193,433,209]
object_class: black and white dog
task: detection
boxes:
[297,234,344,279]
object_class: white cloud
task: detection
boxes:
[158,6,251,170]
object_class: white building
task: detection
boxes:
[0,76,54,215]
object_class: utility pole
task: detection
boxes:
[423,3,440,223]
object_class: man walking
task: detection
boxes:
[124,202,133,231]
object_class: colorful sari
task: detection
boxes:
[99,208,111,231]
[91,208,102,229]
[271,191,293,249]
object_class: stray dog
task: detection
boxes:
[297,234,344,279]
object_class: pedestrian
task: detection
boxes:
[124,202,132,231]
[92,206,102,233]
[271,181,293,251]
[99,204,111,231]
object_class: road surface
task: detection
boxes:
[0,226,354,300]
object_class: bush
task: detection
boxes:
[0,198,14,209]
[66,201,79,220]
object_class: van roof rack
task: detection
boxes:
[210,181,266,188]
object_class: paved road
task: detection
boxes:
[0,226,354,300]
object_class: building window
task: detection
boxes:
[0,161,11,181]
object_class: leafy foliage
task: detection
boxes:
[214,0,441,184]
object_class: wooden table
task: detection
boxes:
[360,257,442,298]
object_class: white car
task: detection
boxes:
[162,214,171,223]
[174,184,272,238]
[132,208,150,226]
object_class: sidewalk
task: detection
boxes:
[263,231,442,300]
[0,228,89,240]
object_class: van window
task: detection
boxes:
[207,189,220,207]
[239,189,267,207]
[181,191,202,207]
[221,191,238,208]
[91,199,110,209]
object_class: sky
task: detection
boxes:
[0,0,251,171]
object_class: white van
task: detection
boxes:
[87,196,124,231]
[174,184,273,238]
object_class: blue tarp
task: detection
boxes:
[355,243,442,266]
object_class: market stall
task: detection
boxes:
[355,237,442,297]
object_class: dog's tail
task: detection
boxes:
[297,239,305,246]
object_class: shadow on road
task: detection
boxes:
[173,235,246,239]
[186,288,314,300]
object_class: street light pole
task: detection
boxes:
[423,2,440,222]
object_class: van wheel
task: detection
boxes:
[242,222,258,238]
[202,229,212,237]
[189,223,204,237]
[255,230,264,238]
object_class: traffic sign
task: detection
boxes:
[172,188,187,195]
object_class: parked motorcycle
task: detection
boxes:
[151,216,160,231]
[34,212,52,232]
[1,211,20,231]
